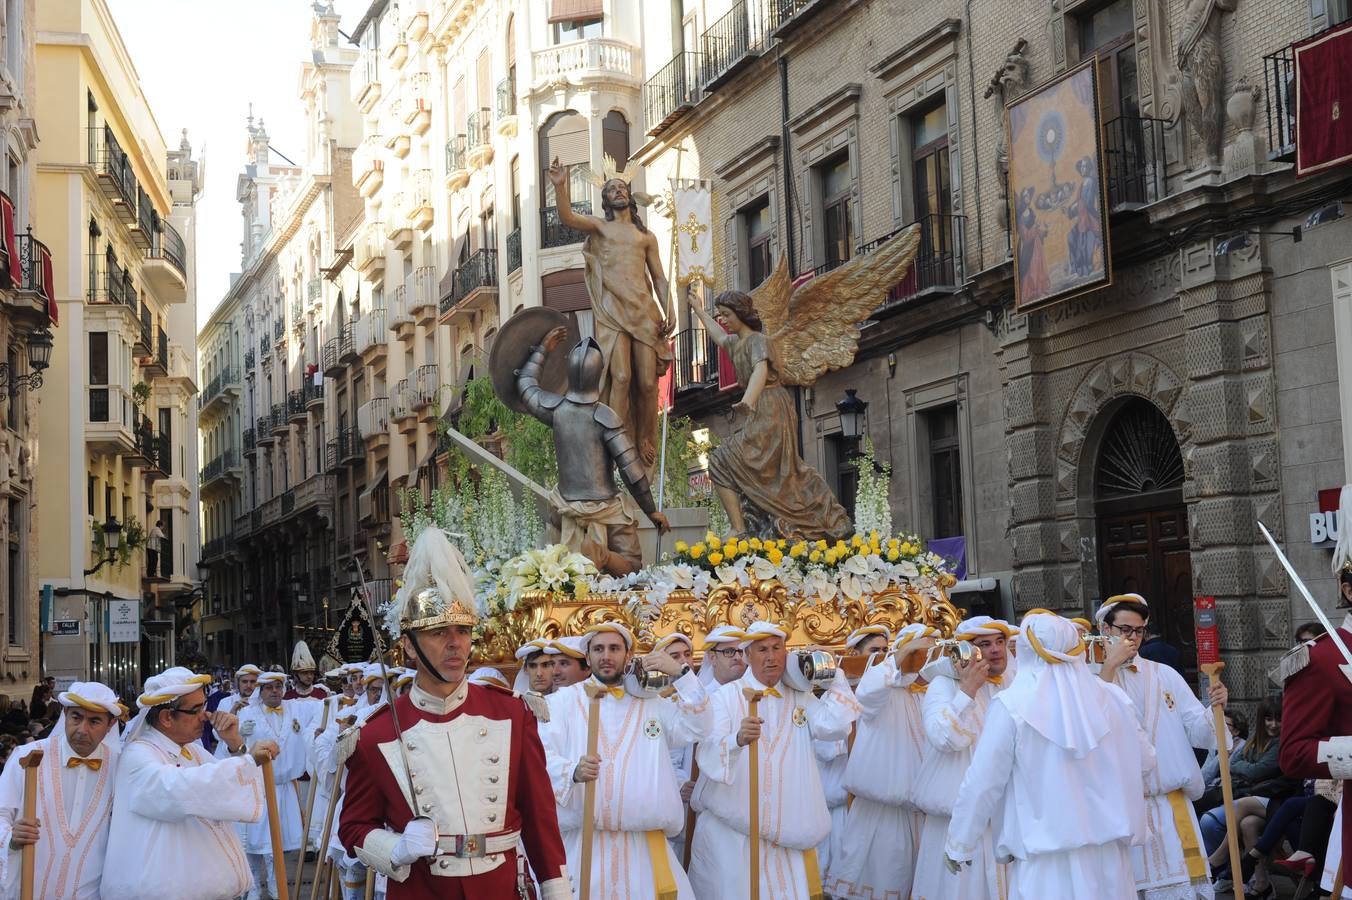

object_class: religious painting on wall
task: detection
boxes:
[1007,61,1113,310]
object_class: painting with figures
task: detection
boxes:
[1007,61,1113,310]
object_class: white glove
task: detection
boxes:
[390,817,438,866]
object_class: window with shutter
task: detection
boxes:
[548,0,603,25]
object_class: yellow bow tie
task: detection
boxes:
[1124,664,1139,673]
[66,756,102,771]
[264,706,283,714]
[761,687,782,699]
[907,682,929,695]
[987,676,1003,686]
[603,686,625,700]
[179,747,193,761]
[338,696,358,707]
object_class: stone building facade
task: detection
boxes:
[637,0,1352,700]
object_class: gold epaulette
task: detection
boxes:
[477,680,551,723]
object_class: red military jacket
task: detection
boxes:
[1281,621,1352,869]
[339,680,567,899]
[284,683,331,700]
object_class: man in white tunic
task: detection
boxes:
[946,613,1152,898]
[542,622,709,898]
[0,682,122,900]
[222,670,321,899]
[219,663,262,715]
[101,666,279,900]
[826,624,938,899]
[514,638,561,696]
[552,636,590,687]
[683,625,748,863]
[1097,593,1227,900]
[912,615,1018,899]
[688,621,860,900]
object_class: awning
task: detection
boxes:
[548,0,602,24]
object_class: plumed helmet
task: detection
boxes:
[565,338,604,403]
[385,528,483,636]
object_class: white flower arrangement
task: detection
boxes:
[498,544,597,610]
[853,437,893,539]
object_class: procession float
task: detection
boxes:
[363,156,963,672]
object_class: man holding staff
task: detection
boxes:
[688,621,859,899]
[1096,593,1227,898]
[338,527,569,899]
[100,666,279,900]
[0,681,122,899]
[542,622,709,898]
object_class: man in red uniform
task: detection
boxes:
[339,527,569,899]
[1280,485,1352,892]
[285,640,331,700]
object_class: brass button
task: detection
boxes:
[421,802,432,813]
[438,859,450,870]
[478,728,487,737]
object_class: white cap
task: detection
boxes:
[58,681,124,717]
[653,633,693,653]
[256,671,287,686]
[845,624,892,650]
[701,625,747,648]
[738,621,787,649]
[583,622,634,652]
[235,664,262,678]
[1094,593,1149,625]
[553,636,588,659]
[954,616,1019,640]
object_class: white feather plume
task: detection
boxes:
[1334,484,1352,577]
[385,527,483,637]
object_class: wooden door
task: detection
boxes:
[1098,505,1195,676]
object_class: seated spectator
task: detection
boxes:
[1202,696,1294,895]
[1199,710,1249,802]
[1270,778,1339,887]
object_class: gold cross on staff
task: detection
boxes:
[676,211,707,252]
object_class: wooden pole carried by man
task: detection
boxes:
[294,700,331,899]
[579,681,605,900]
[1201,660,1244,900]
[744,688,764,900]
[17,749,42,900]
[258,749,291,900]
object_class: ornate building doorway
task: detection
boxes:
[1093,398,1195,674]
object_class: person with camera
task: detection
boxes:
[542,622,709,898]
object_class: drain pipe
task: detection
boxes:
[963,0,985,265]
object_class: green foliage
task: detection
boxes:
[131,382,151,409]
[442,377,558,489]
[94,517,146,571]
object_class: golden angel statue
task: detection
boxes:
[682,226,922,540]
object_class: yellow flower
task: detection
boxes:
[738,540,751,555]
[816,539,828,551]
[824,549,838,565]
[888,538,900,550]
[690,544,705,559]
[708,551,724,566]
[887,549,900,562]
[835,540,848,553]
[869,530,880,544]
[789,542,807,558]
[674,540,689,554]
[767,547,784,565]
[708,535,722,551]
[748,537,762,550]
[809,550,822,564]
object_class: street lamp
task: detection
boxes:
[84,517,123,576]
[0,327,53,394]
[836,389,868,440]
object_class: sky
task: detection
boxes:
[104,0,368,332]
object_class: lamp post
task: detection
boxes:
[83,517,123,576]
[836,389,868,441]
[0,327,53,394]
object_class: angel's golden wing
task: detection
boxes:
[747,255,792,337]
[770,225,922,386]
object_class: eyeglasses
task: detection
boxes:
[710,648,744,659]
[169,702,207,717]
[1110,625,1148,638]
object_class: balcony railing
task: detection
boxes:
[259,336,271,360]
[390,284,411,325]
[200,448,239,485]
[1103,116,1168,210]
[1263,42,1297,161]
[497,75,516,118]
[767,0,832,33]
[302,377,323,406]
[287,389,305,419]
[201,366,238,407]
[673,327,720,391]
[391,378,412,420]
[412,266,436,312]
[358,396,390,437]
[643,51,703,134]
[147,220,187,277]
[808,213,966,308]
[357,306,388,355]
[533,38,637,86]
[541,202,592,249]
[506,228,522,273]
[700,2,768,89]
[444,248,497,313]
[244,348,256,372]
[446,135,467,174]
[91,125,137,208]
[413,364,439,409]
[270,402,287,435]
[243,427,256,452]
[466,109,491,152]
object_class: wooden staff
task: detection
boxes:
[743,688,764,900]
[1201,663,1243,900]
[363,867,375,900]
[681,751,699,869]
[580,683,605,900]
[256,749,291,900]
[1333,858,1345,900]
[309,739,351,900]
[18,749,43,900]
[294,702,331,899]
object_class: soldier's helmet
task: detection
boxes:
[565,338,604,404]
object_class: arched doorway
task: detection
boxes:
[1094,398,1195,673]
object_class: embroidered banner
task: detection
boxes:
[1295,20,1352,176]
[672,180,714,289]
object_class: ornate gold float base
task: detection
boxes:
[473,576,964,667]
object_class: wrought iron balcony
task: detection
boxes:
[445,135,468,190]
[1263,41,1297,161]
[466,110,492,152]
[497,75,516,119]
[1103,116,1168,210]
[541,202,592,249]
[700,1,768,91]
[442,248,498,315]
[244,348,256,373]
[674,328,721,391]
[767,0,833,35]
[147,220,187,278]
[243,427,256,453]
[91,125,138,211]
[644,51,703,135]
[287,389,306,419]
[506,228,522,273]
[412,364,440,410]
[811,213,967,308]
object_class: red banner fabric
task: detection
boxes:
[0,194,17,287]
[1296,20,1352,176]
[1194,596,1218,667]
[40,243,56,325]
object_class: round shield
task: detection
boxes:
[489,307,571,414]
